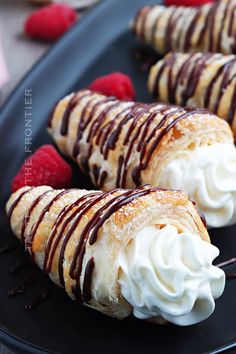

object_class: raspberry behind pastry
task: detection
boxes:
[165,0,213,5]
[11,145,73,192]
[88,72,136,100]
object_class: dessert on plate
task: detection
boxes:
[6,185,225,326]
[48,89,236,228]
[132,0,236,55]
[148,52,236,137]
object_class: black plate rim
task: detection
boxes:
[0,327,55,354]
[1,0,236,353]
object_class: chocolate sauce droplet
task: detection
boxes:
[25,289,51,311]
[8,271,36,297]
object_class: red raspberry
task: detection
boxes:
[11,145,73,192]
[88,72,136,100]
[165,0,213,5]
[24,4,77,41]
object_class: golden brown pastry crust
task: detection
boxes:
[148,52,236,137]
[132,0,236,55]
[48,89,233,192]
[6,185,209,319]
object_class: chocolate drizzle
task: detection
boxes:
[133,1,236,55]
[183,10,202,52]
[24,289,51,311]
[216,1,231,52]
[22,190,53,243]
[7,187,33,219]
[27,190,70,259]
[82,257,95,303]
[51,89,214,190]
[152,53,236,128]
[68,190,124,291]
[10,184,164,305]
[6,190,86,311]
[44,191,102,285]
[181,54,212,105]
[41,185,160,301]
[228,83,236,126]
[60,92,91,136]
[72,96,116,161]
[130,107,209,188]
[71,187,155,299]
[165,11,182,53]
[228,4,236,37]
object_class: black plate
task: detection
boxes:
[1,0,236,353]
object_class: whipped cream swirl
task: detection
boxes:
[157,143,236,228]
[119,225,225,326]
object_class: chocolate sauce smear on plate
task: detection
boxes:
[8,271,36,297]
[24,289,51,311]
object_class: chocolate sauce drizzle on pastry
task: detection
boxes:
[7,187,33,219]
[149,52,236,130]
[25,190,71,259]
[133,0,236,55]
[49,90,213,190]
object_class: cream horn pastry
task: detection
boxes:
[148,52,236,136]
[132,0,236,55]
[6,185,225,326]
[48,89,236,228]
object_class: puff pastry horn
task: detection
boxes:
[132,0,236,55]
[48,89,236,228]
[148,52,236,136]
[6,185,225,325]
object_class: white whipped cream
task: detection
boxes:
[119,225,225,326]
[157,143,236,228]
